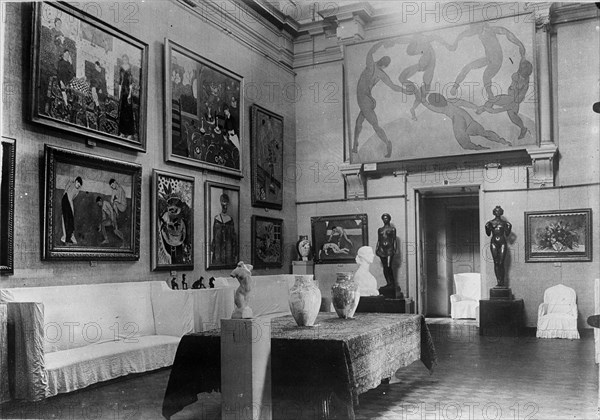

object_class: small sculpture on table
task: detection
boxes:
[209,277,215,288]
[376,213,398,298]
[170,276,179,290]
[230,261,255,319]
[192,276,206,289]
[353,246,379,297]
[181,274,188,290]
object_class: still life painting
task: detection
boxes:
[525,209,592,262]
[252,216,283,268]
[165,39,242,177]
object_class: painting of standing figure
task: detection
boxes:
[43,146,141,260]
[205,182,240,270]
[345,16,536,163]
[31,2,148,151]
[152,170,194,271]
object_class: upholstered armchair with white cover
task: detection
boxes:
[450,273,481,320]
[537,284,580,339]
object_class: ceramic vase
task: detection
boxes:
[296,235,311,261]
[331,272,360,319]
[289,275,321,327]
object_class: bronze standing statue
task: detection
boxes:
[485,206,512,288]
[376,213,398,296]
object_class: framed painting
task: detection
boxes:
[251,216,283,269]
[205,181,240,270]
[165,39,243,177]
[151,170,194,271]
[42,145,141,260]
[31,2,148,151]
[311,214,368,264]
[1,138,16,275]
[250,104,284,209]
[525,209,592,262]
[344,15,536,163]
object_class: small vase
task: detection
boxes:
[331,272,360,319]
[296,235,311,261]
[289,275,321,327]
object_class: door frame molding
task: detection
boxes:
[407,183,485,315]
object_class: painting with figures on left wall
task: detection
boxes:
[43,145,141,260]
[31,2,148,151]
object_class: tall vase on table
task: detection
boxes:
[331,272,360,319]
[289,275,322,327]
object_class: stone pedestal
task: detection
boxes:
[221,318,272,420]
[490,287,512,300]
[479,299,524,337]
[292,260,314,276]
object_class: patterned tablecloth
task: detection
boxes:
[162,313,437,419]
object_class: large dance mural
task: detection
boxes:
[345,17,536,163]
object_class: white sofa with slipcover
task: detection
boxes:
[450,273,481,320]
[536,283,580,339]
[0,281,193,400]
[0,275,297,401]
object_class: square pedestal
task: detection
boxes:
[490,287,512,300]
[292,261,314,275]
[356,296,408,313]
[221,318,272,420]
[479,299,524,337]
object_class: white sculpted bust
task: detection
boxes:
[354,246,380,296]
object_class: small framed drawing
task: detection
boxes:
[250,104,284,209]
[311,214,368,264]
[525,209,592,262]
[251,216,283,268]
[1,137,16,275]
[42,145,141,260]
[205,181,240,270]
[165,39,243,177]
[31,2,148,151]
[151,170,194,271]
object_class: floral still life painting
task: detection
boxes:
[525,209,592,262]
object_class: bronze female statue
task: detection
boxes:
[376,213,397,292]
[485,206,512,287]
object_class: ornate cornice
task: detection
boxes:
[176,0,296,74]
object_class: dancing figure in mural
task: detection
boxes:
[391,35,453,120]
[423,93,510,150]
[449,22,526,100]
[352,40,407,158]
[476,57,533,139]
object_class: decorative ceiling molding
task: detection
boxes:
[551,2,599,24]
[176,0,296,74]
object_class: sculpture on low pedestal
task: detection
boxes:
[230,261,254,319]
[485,206,512,288]
[170,276,178,290]
[353,246,380,297]
[376,213,398,297]
[192,276,206,289]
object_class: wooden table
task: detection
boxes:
[162,313,437,419]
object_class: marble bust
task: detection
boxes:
[353,246,380,296]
